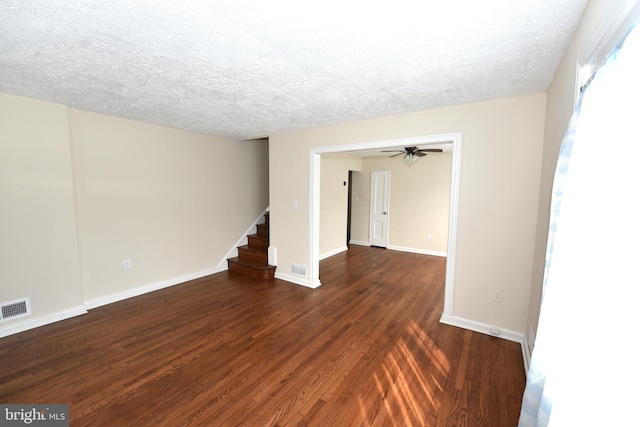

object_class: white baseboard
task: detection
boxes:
[348,241,446,258]
[320,246,348,260]
[274,272,321,289]
[3,266,223,338]
[84,267,219,310]
[440,314,528,372]
[0,306,87,339]
[440,314,524,343]
[387,245,447,257]
[0,210,270,339]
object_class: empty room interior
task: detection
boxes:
[2,1,639,425]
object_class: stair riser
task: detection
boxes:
[238,247,268,263]
[228,260,275,280]
[248,235,268,249]
[256,223,269,238]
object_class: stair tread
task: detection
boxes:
[249,233,268,241]
[228,257,275,270]
[238,244,267,253]
[238,244,269,252]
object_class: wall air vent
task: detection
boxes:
[291,263,307,277]
[0,297,31,322]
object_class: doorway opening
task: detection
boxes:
[309,132,462,317]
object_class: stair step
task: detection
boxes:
[226,212,272,280]
[248,234,268,249]
[228,257,275,280]
[237,245,268,263]
[256,223,269,238]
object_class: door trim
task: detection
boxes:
[309,132,462,317]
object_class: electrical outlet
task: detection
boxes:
[123,259,132,270]
[493,290,502,302]
[426,234,432,240]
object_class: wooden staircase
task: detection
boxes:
[227,212,276,279]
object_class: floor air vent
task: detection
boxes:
[0,298,31,322]
[291,263,307,277]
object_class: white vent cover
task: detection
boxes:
[0,297,31,322]
[291,263,308,277]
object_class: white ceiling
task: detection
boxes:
[0,0,588,141]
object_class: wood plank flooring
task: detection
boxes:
[0,246,525,426]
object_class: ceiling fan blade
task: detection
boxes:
[388,153,404,158]
[415,152,427,157]
[381,150,404,153]
[417,148,443,153]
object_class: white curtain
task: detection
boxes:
[519,20,640,427]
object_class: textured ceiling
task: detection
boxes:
[0,0,588,140]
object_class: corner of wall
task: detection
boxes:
[440,313,528,371]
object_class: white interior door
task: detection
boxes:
[369,170,390,247]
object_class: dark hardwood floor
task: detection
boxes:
[0,246,525,426]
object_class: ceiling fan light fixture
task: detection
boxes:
[403,153,419,167]
[382,146,442,167]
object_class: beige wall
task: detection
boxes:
[319,154,362,258]
[0,93,84,329]
[350,152,452,254]
[69,109,269,304]
[270,93,546,333]
[526,0,612,340]
[1,93,269,335]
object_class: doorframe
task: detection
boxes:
[346,171,353,246]
[309,132,462,317]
